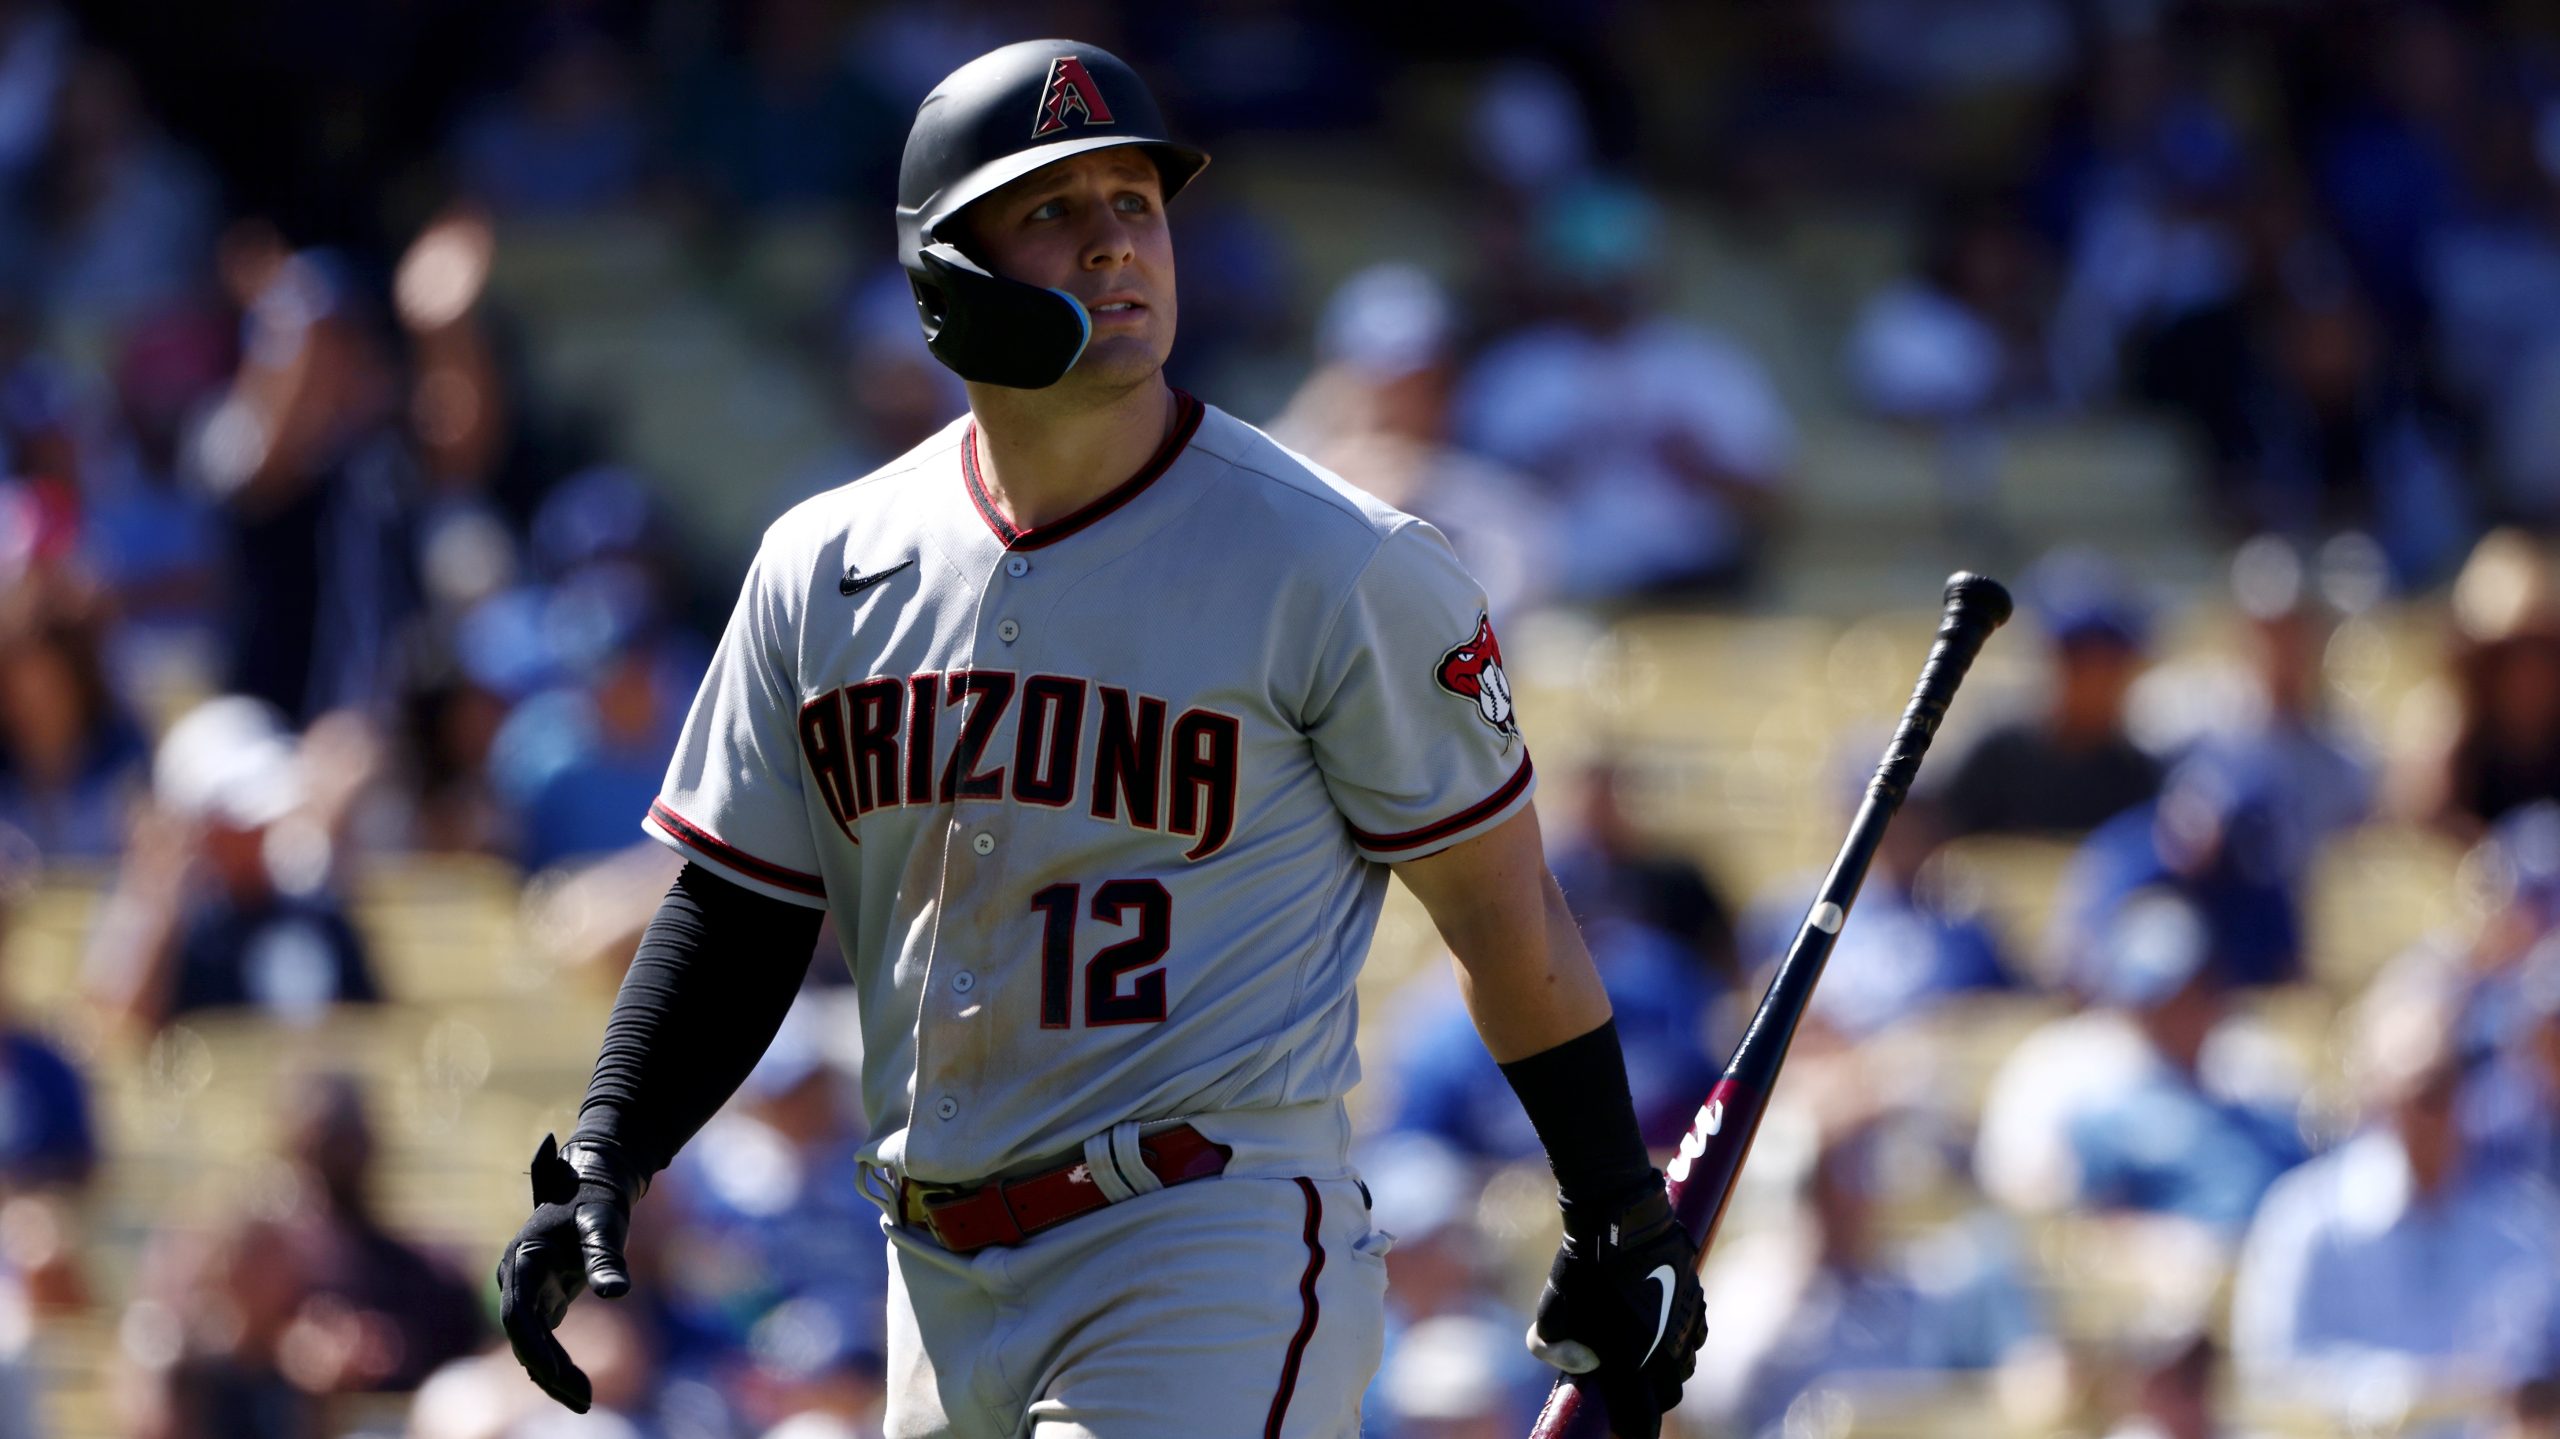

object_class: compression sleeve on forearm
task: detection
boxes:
[1498,1016,1660,1217]
[569,863,825,1182]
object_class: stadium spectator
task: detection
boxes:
[80,306,230,704]
[1937,550,2162,837]
[2046,744,2306,992]
[650,1002,886,1431]
[449,24,647,219]
[1703,1099,2051,1439]
[789,268,967,505]
[119,1214,321,1439]
[2132,537,2374,860]
[83,695,379,1033]
[1453,177,1795,601]
[665,0,899,216]
[24,50,216,337]
[1846,193,2048,422]
[1378,916,1718,1158]
[2231,982,2560,1416]
[270,1073,485,1393]
[1547,758,1738,985]
[2397,529,2560,836]
[2466,938,2560,1185]
[1978,891,2304,1233]
[1268,262,1558,618]
[196,221,416,722]
[1354,1132,1547,1438]
[487,565,694,873]
[0,597,149,859]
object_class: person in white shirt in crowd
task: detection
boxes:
[1976,891,2305,1237]
[1452,178,1795,602]
[2231,980,2560,1425]
[1266,262,1558,618]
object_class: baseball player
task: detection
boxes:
[496,39,1706,1439]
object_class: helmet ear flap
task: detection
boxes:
[913,243,1093,389]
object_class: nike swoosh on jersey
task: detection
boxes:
[840,558,916,597]
[1640,1263,1678,1367]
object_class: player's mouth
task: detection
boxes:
[1089,295,1148,325]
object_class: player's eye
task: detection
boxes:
[1027,198,1069,222]
[1115,192,1154,216]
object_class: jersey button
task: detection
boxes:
[971,832,996,856]
[1005,556,1030,578]
[950,970,975,994]
[996,619,1020,643]
[935,1096,959,1120]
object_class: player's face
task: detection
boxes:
[960,148,1177,392]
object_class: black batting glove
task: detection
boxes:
[1527,1182,1709,1439]
[496,1133,640,1412]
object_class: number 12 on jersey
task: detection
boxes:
[1030,881,1171,1028]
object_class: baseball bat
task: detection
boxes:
[1527,571,2013,1439]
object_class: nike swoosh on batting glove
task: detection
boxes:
[1526,1183,1709,1439]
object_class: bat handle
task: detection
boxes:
[1869,572,2012,808]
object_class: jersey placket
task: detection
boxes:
[910,540,1049,1168]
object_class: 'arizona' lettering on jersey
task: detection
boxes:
[642,394,1533,1183]
[797,670,1243,859]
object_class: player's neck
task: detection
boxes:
[966,377,1177,533]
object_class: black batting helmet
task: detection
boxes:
[896,40,1209,389]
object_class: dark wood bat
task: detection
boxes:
[1527,571,2014,1439]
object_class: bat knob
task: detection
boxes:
[1943,572,2014,632]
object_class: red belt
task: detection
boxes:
[898,1123,1231,1254]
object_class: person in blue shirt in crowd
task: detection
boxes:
[2049,741,2306,992]
[2233,981,2560,1415]
[2463,938,2560,1185]
[1705,1101,2050,1439]
[1979,891,2304,1235]
[652,1000,888,1435]
[1380,913,1720,1158]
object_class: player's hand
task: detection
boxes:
[1526,1183,1708,1439]
[495,1133,637,1412]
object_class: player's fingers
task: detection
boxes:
[576,1203,631,1300]
[503,1319,594,1414]
[497,1246,593,1413]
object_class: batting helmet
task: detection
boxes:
[896,40,1209,389]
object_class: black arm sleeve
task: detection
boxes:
[568,863,826,1182]
[1498,1017,1661,1219]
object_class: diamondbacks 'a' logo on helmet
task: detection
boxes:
[1435,612,1517,736]
[1032,56,1117,137]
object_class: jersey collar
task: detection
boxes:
[961,390,1204,551]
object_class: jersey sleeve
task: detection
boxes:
[1304,520,1536,863]
[642,537,830,909]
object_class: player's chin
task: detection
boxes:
[1067,333,1172,391]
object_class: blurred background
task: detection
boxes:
[2,0,2560,1435]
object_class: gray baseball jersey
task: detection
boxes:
[643,392,1532,1185]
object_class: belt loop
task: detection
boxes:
[857,1159,903,1220]
[1081,1127,1142,1203]
[1107,1120,1165,1198]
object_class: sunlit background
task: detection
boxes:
[0,2,2557,1437]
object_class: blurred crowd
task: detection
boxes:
[0,0,2553,1437]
